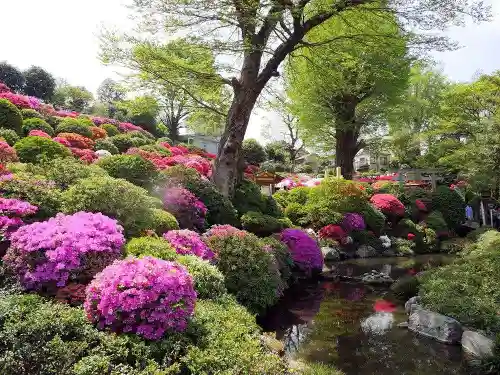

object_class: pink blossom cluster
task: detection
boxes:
[203,224,248,239]
[0,141,18,162]
[3,212,125,290]
[0,82,11,93]
[280,228,323,275]
[163,229,214,260]
[90,116,119,126]
[165,155,212,177]
[126,148,172,170]
[168,145,189,156]
[370,194,405,217]
[0,92,33,109]
[341,213,366,232]
[118,122,143,132]
[84,256,196,340]
[415,199,428,212]
[53,136,71,147]
[70,147,96,163]
[56,110,79,118]
[163,186,207,231]
[0,197,38,238]
[28,130,51,138]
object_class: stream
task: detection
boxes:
[258,255,479,375]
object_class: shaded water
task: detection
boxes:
[259,255,476,375]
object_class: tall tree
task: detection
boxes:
[286,5,410,179]
[101,0,489,196]
[118,96,161,136]
[52,84,94,112]
[97,78,126,104]
[22,66,56,101]
[0,62,25,92]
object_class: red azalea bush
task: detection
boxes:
[318,224,347,241]
[370,194,405,217]
[90,126,107,139]
[280,228,323,275]
[0,141,19,162]
[70,148,96,163]
[57,132,95,149]
[127,147,170,170]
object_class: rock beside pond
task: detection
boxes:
[405,296,422,314]
[321,246,341,262]
[260,333,285,356]
[361,270,394,284]
[461,330,494,358]
[408,308,463,344]
[356,245,377,258]
[381,248,396,257]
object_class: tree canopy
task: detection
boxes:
[22,66,56,101]
[0,61,25,92]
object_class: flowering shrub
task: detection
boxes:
[22,118,54,136]
[163,186,207,231]
[0,140,18,162]
[163,229,214,260]
[3,212,125,291]
[118,122,143,133]
[318,224,347,241]
[94,138,119,154]
[56,118,93,138]
[57,132,95,149]
[0,92,33,109]
[203,224,247,239]
[55,283,87,305]
[370,194,405,217]
[415,199,428,212]
[341,212,366,232]
[108,133,152,153]
[163,154,212,177]
[52,136,71,147]
[280,228,323,275]
[84,256,196,340]
[70,147,96,163]
[28,129,51,138]
[0,197,37,239]
[0,82,11,93]
[89,126,107,139]
[91,116,119,126]
[14,136,71,164]
[0,98,23,134]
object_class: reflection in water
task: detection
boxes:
[259,255,475,375]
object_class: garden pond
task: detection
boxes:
[258,255,482,375]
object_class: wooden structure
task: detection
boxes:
[249,172,283,194]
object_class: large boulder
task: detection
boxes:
[321,246,341,262]
[461,330,495,358]
[356,245,377,258]
[405,296,422,314]
[408,308,463,344]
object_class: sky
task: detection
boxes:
[2,0,500,142]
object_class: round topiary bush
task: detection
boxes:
[138,144,172,156]
[14,136,71,163]
[163,229,214,260]
[148,208,179,234]
[431,186,466,230]
[55,118,93,138]
[361,204,386,235]
[61,176,158,237]
[370,193,405,217]
[177,255,227,300]
[241,211,284,236]
[204,231,281,313]
[94,138,119,154]
[0,98,22,134]
[0,140,18,162]
[20,108,43,119]
[3,212,125,291]
[108,133,152,153]
[260,236,293,294]
[89,126,107,139]
[96,154,158,187]
[284,202,309,226]
[100,123,119,136]
[341,212,366,233]
[22,117,54,136]
[85,256,196,340]
[280,228,323,276]
[0,128,19,146]
[163,186,207,232]
[124,236,177,260]
[425,211,449,235]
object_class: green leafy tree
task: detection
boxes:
[97,78,126,104]
[101,0,489,196]
[0,61,25,92]
[22,66,56,101]
[242,138,267,166]
[52,82,94,112]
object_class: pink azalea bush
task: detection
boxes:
[53,136,71,147]
[163,186,207,231]
[0,82,11,93]
[119,122,143,133]
[3,212,125,290]
[280,228,323,275]
[28,130,51,138]
[0,197,37,239]
[341,212,366,232]
[203,224,247,239]
[84,256,196,340]
[370,194,406,217]
[0,141,18,162]
[163,229,214,260]
[0,92,33,109]
[415,199,428,212]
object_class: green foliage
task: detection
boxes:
[440,237,472,254]
[431,186,465,229]
[161,165,239,226]
[287,187,310,205]
[361,205,386,235]
[157,136,173,144]
[272,189,288,208]
[425,211,448,234]
[205,233,280,313]
[96,154,158,187]
[0,98,22,134]
[241,211,284,237]
[177,255,227,300]
[392,237,416,255]
[14,136,71,164]
[62,176,158,237]
[22,66,56,101]
[93,138,119,154]
[350,230,383,249]
[0,128,19,146]
[125,236,177,260]
[55,118,93,138]
[20,108,43,119]
[396,218,438,253]
[100,123,119,136]
[22,118,54,136]
[304,201,343,229]
[138,144,172,156]
[149,208,180,234]
[0,61,25,91]
[391,275,420,300]
[259,236,293,287]
[467,227,495,241]
[52,85,94,113]
[284,202,309,226]
[242,138,266,165]
[108,133,152,153]
[232,179,267,215]
[262,195,283,218]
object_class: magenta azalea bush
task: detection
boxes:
[0,197,37,238]
[3,212,125,290]
[163,229,214,260]
[341,212,366,232]
[163,186,207,231]
[280,228,323,275]
[370,193,406,217]
[84,256,196,340]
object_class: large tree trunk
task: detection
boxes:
[335,128,359,180]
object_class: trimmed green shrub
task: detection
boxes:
[157,136,173,144]
[467,227,495,241]
[232,179,266,215]
[45,116,63,128]
[62,176,158,237]
[108,133,152,153]
[20,108,43,119]
[161,166,239,226]
[14,136,71,164]
[125,236,177,260]
[0,128,19,146]
[241,211,284,237]
[93,138,119,154]
[138,144,172,156]
[177,255,227,300]
[304,201,343,229]
[149,208,180,234]
[396,218,438,253]
[284,202,309,226]
[205,232,280,313]
[184,297,284,374]
[440,237,472,254]
[55,118,93,138]
[392,237,415,255]
[262,195,283,218]
[391,275,420,300]
[431,186,465,229]
[287,186,310,205]
[361,205,386,235]
[272,189,289,208]
[0,98,22,134]
[100,123,119,136]
[350,230,383,249]
[96,154,158,187]
[22,118,54,136]
[425,211,448,234]
[76,117,94,127]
